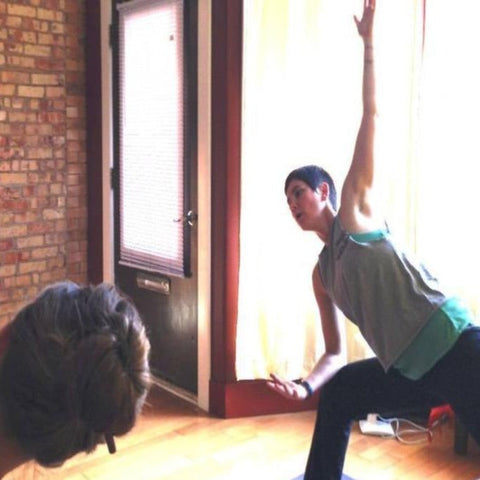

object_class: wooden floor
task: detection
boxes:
[8,387,480,480]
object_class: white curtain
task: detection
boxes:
[415,0,480,317]
[237,0,360,380]
[236,0,478,380]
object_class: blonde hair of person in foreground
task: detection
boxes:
[0,281,152,479]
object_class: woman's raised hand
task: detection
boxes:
[354,0,375,42]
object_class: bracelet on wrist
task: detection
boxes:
[293,378,313,397]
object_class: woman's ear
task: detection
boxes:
[317,182,329,202]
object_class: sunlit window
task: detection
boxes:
[236,0,480,380]
[415,0,480,315]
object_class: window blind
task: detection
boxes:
[118,0,186,277]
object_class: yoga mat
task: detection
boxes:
[292,474,354,480]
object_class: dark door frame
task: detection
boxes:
[85,0,104,285]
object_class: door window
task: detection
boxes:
[117,0,188,277]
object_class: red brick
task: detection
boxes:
[0,239,14,251]
[14,275,33,287]
[18,260,47,275]
[1,198,29,211]
[7,5,36,18]
[1,71,30,83]
[18,85,45,98]
[0,173,27,184]
[17,235,44,249]
[2,251,21,264]
[0,84,15,95]
[7,55,35,68]
[31,246,59,259]
[1,0,87,319]
[0,265,17,277]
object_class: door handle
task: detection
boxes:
[173,210,198,226]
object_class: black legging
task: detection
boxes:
[304,326,480,480]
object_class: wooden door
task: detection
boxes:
[112,0,198,394]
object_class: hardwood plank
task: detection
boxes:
[6,387,480,479]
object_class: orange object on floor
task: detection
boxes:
[428,404,454,429]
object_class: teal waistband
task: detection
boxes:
[394,297,473,380]
[350,229,388,243]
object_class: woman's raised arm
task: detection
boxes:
[339,0,379,232]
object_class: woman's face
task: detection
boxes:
[286,179,324,231]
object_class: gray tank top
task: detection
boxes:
[318,217,448,371]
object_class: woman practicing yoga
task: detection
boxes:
[268,1,480,478]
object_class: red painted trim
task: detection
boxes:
[224,0,242,384]
[211,0,242,384]
[209,379,319,419]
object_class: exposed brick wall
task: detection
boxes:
[0,0,87,326]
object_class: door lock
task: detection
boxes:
[173,210,198,226]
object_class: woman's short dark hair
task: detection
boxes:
[0,282,151,467]
[284,165,337,209]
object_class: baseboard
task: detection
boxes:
[209,378,319,418]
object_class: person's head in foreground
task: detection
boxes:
[0,281,151,476]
